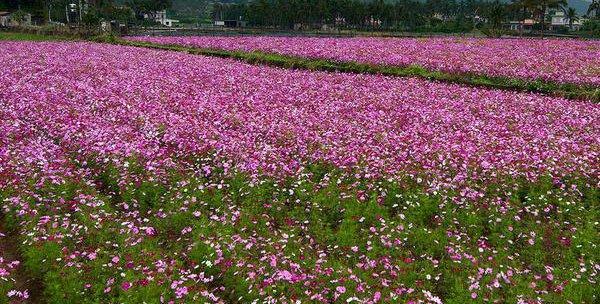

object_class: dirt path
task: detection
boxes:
[0,215,44,303]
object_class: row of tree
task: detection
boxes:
[214,0,503,32]
[2,0,598,34]
[511,0,562,35]
[0,0,172,25]
[512,0,600,35]
[214,0,598,34]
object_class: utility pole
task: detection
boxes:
[48,0,52,22]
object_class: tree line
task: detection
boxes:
[214,0,598,34]
[1,0,598,35]
[214,0,501,32]
[0,0,171,25]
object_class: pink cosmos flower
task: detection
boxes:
[373,291,381,302]
[175,286,189,299]
[128,36,600,86]
[145,227,156,236]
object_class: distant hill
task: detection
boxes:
[495,0,591,15]
[496,0,592,15]
[566,0,593,15]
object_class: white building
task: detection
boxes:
[0,12,10,26]
[506,19,537,32]
[0,11,32,27]
[144,10,179,27]
[550,11,584,30]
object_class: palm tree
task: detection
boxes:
[536,0,567,37]
[588,0,600,18]
[563,7,579,30]
[486,0,507,32]
[511,0,535,36]
[511,0,525,35]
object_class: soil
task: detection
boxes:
[0,215,44,303]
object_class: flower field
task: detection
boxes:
[128,36,600,86]
[0,41,599,303]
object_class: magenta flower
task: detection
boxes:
[175,286,188,299]
[129,36,600,86]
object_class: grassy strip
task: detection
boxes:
[103,37,600,102]
[0,31,73,41]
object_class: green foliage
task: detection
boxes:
[128,0,172,20]
[581,18,600,37]
[9,10,29,24]
[2,160,598,303]
[82,10,102,27]
[215,0,506,32]
[43,270,89,304]
[0,276,15,304]
[100,5,135,23]
[0,31,69,41]
[414,19,475,33]
[23,242,62,278]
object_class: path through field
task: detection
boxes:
[0,216,43,303]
